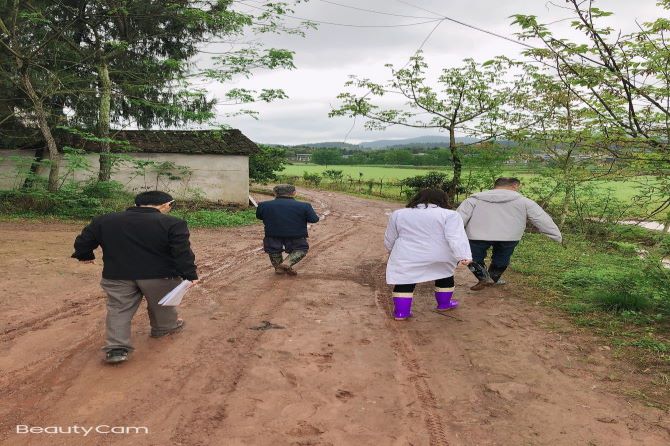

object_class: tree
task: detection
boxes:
[509,66,620,227]
[311,148,342,166]
[331,54,522,201]
[0,1,72,191]
[512,0,670,218]
[34,0,303,181]
[384,149,413,165]
[1,0,308,189]
[249,145,286,183]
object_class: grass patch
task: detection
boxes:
[173,209,258,228]
[0,183,260,229]
[512,230,670,370]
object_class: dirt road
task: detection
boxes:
[1,190,668,446]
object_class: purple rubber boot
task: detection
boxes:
[435,287,458,311]
[392,294,413,320]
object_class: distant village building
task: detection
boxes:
[0,129,258,205]
[295,153,311,162]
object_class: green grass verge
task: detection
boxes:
[0,209,260,229]
[172,209,258,228]
[511,230,670,369]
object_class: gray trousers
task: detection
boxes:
[100,277,182,352]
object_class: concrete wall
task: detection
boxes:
[0,150,250,205]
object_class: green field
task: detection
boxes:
[282,164,486,180]
[281,164,657,205]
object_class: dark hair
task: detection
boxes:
[406,188,451,209]
[135,191,174,206]
[494,177,521,188]
[273,184,296,197]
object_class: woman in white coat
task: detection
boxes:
[385,189,472,320]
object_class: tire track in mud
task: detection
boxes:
[0,324,102,442]
[111,196,361,444]
[1,190,370,446]
[367,261,451,446]
[165,215,364,445]
[0,299,101,342]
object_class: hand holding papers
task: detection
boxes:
[158,280,192,306]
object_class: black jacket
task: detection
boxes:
[256,197,319,238]
[72,207,198,280]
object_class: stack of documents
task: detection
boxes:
[158,280,192,306]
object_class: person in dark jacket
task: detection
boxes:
[72,191,198,364]
[256,184,320,275]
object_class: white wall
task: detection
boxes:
[0,150,250,205]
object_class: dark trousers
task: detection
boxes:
[263,236,309,254]
[393,276,454,293]
[469,240,519,282]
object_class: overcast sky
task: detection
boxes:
[194,0,663,145]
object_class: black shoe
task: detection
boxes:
[470,280,494,291]
[150,319,185,338]
[105,348,128,364]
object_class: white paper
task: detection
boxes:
[158,280,192,306]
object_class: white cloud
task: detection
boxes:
[196,0,664,144]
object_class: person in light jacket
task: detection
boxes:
[457,177,562,291]
[384,189,472,321]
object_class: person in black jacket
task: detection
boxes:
[72,191,198,364]
[256,184,320,275]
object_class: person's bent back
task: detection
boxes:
[457,177,561,290]
[457,183,562,244]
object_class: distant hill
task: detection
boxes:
[271,135,490,150]
[293,141,360,149]
[359,135,479,149]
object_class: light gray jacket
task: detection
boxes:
[456,189,562,243]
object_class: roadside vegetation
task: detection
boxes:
[1,0,669,386]
[513,227,670,408]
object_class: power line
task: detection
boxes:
[393,0,616,72]
[341,18,446,143]
[236,1,444,28]
[395,0,536,50]
[316,0,436,20]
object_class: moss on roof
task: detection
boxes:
[6,129,259,155]
[66,129,259,155]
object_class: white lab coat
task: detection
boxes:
[384,204,472,285]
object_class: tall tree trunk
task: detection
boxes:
[445,126,462,203]
[97,62,112,181]
[20,70,60,192]
[22,147,44,189]
[559,184,571,228]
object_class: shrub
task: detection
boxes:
[562,261,670,314]
[302,172,322,186]
[81,180,126,199]
[587,287,651,312]
[607,241,639,256]
[659,237,670,257]
[322,169,344,182]
[401,171,449,193]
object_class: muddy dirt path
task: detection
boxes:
[0,190,668,446]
